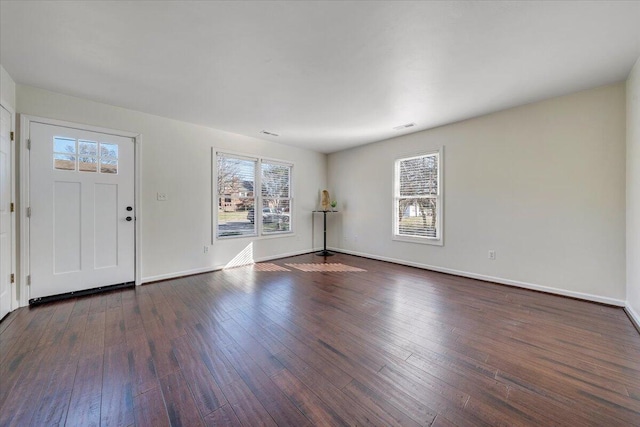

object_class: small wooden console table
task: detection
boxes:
[312,210,338,256]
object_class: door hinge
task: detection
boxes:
[10,274,14,284]
[27,139,31,150]
[26,275,31,286]
[10,202,14,212]
[10,131,14,141]
[26,207,31,218]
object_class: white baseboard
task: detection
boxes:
[142,265,224,284]
[625,305,640,332]
[329,247,626,307]
[141,247,322,284]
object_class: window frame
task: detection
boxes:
[214,150,294,240]
[260,158,293,237]
[392,147,444,246]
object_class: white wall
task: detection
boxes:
[627,57,640,324]
[328,83,627,304]
[17,85,326,282]
[0,65,16,110]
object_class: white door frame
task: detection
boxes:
[0,100,17,313]
[18,115,142,307]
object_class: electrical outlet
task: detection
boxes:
[157,192,168,201]
[203,246,209,253]
[488,250,496,260]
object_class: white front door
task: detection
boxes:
[30,122,135,302]
[0,106,12,318]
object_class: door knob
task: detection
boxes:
[126,216,133,221]
[126,206,133,211]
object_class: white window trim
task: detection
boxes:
[213,149,294,241]
[392,147,444,246]
[260,158,293,237]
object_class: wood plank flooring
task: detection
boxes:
[1,253,639,426]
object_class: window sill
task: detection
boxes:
[216,231,295,241]
[393,235,443,246]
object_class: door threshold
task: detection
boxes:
[29,281,135,305]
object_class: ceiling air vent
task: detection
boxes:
[393,123,416,131]
[260,130,279,137]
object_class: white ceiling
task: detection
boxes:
[1,1,639,153]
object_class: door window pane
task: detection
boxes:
[79,140,98,156]
[100,143,118,159]
[100,159,118,174]
[53,137,77,170]
[54,137,76,154]
[53,154,76,171]
[99,143,119,174]
[79,157,98,172]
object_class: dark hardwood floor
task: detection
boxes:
[1,253,639,426]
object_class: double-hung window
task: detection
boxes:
[261,160,292,234]
[394,149,443,245]
[216,152,292,238]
